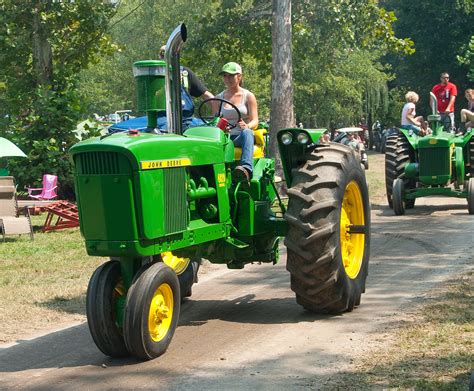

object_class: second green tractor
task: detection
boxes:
[386,92,474,215]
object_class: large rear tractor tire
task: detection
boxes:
[124,262,180,360]
[86,260,129,358]
[468,178,474,215]
[284,144,370,314]
[385,132,415,208]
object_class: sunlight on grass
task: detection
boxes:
[333,272,473,390]
[0,215,103,343]
[366,151,386,204]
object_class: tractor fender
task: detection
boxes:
[277,128,326,185]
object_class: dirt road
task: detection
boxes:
[1,195,472,390]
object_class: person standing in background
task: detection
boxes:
[431,72,457,132]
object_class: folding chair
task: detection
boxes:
[27,174,58,201]
[0,177,34,240]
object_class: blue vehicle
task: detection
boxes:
[108,115,205,134]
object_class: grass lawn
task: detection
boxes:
[0,215,102,343]
[333,272,473,390]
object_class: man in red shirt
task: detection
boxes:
[431,72,457,132]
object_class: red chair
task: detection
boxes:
[27,174,58,200]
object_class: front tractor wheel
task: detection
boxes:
[86,260,128,358]
[468,178,474,215]
[385,132,415,208]
[124,262,180,360]
[392,178,406,216]
[284,144,371,314]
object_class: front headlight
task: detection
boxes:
[297,132,309,144]
[281,132,293,145]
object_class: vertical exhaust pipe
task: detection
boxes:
[164,24,187,135]
[430,92,438,115]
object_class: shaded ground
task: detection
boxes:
[0,153,472,390]
[1,202,472,389]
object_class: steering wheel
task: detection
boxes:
[197,97,242,128]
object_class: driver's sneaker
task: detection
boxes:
[233,166,251,183]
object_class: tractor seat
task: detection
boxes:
[234,128,267,160]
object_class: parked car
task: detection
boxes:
[107,113,121,123]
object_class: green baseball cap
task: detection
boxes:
[219,62,242,75]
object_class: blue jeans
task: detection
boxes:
[401,124,422,135]
[231,128,254,173]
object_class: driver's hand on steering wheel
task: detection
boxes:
[237,118,247,129]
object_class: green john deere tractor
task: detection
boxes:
[71,24,371,360]
[385,92,474,215]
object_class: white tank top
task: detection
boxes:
[217,89,250,135]
[401,102,415,126]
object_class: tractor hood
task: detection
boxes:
[70,127,227,170]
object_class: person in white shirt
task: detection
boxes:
[400,91,427,136]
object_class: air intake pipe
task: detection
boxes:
[164,23,187,135]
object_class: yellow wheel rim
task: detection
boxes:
[161,252,190,275]
[148,283,174,342]
[340,180,365,279]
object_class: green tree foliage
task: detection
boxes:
[289,0,411,130]
[1,0,417,197]
[0,0,116,197]
[383,0,473,113]
[77,0,224,116]
[79,0,410,128]
[457,35,474,81]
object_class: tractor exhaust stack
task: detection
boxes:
[164,23,187,135]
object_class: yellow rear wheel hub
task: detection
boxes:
[161,252,190,275]
[148,283,174,342]
[340,180,365,279]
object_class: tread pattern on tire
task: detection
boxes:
[284,144,370,314]
[86,260,129,358]
[468,178,474,215]
[385,131,415,208]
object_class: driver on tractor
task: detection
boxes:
[215,62,259,182]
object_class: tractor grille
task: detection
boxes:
[75,152,128,175]
[418,148,450,177]
[164,167,188,233]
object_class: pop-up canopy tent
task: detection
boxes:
[0,137,27,158]
[0,137,27,176]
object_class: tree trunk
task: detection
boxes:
[32,2,53,87]
[367,112,374,150]
[270,0,294,178]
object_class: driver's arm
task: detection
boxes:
[446,94,456,113]
[244,91,259,129]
